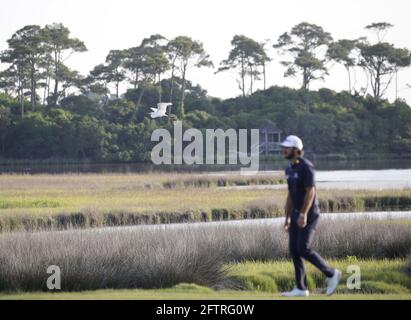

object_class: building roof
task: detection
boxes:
[259,126,282,133]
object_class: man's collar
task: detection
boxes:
[291,157,301,166]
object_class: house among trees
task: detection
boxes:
[259,127,282,155]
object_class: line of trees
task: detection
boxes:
[1,21,410,117]
[217,22,411,102]
[0,24,86,115]
[0,26,213,119]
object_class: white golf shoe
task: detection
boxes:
[281,288,309,297]
[326,269,342,295]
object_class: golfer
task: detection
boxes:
[280,135,341,297]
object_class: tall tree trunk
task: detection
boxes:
[304,69,309,112]
[180,64,187,118]
[169,60,176,103]
[249,65,253,95]
[168,64,176,125]
[137,87,145,107]
[43,82,47,105]
[53,50,59,105]
[303,67,310,112]
[346,65,352,94]
[305,88,310,113]
[302,67,309,91]
[133,69,139,89]
[375,60,382,98]
[20,85,24,118]
[158,73,162,103]
[43,74,50,105]
[30,62,36,111]
[53,74,59,101]
[375,74,380,98]
[46,75,50,104]
[170,73,175,103]
[241,57,245,97]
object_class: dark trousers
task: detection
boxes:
[289,209,335,290]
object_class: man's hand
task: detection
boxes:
[284,217,291,232]
[297,213,307,228]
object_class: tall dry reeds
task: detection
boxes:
[0,218,409,292]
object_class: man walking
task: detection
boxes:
[280,135,341,297]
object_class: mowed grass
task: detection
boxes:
[228,259,411,295]
[1,289,410,300]
[1,259,410,300]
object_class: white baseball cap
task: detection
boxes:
[280,135,303,150]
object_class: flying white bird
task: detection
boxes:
[149,102,172,118]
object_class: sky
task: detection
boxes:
[1,0,411,104]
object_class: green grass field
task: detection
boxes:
[1,289,410,300]
[1,259,410,300]
[228,259,411,295]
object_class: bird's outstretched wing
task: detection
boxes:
[150,107,158,112]
[157,102,172,114]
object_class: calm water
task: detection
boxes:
[222,169,411,190]
[0,158,410,174]
[316,169,411,189]
[89,211,411,233]
[0,158,410,190]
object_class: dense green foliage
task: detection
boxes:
[0,84,410,161]
[214,87,411,155]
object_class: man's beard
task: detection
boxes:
[285,153,294,160]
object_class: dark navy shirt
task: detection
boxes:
[285,157,320,214]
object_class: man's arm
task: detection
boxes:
[297,161,317,228]
[284,192,293,231]
[297,186,316,228]
[300,186,316,216]
[285,192,293,219]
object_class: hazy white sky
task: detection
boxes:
[1,0,410,103]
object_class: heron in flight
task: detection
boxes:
[149,102,172,118]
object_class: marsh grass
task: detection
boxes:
[0,218,410,292]
[0,173,410,231]
[162,174,285,188]
[0,172,284,192]
[0,191,410,232]
[0,198,63,209]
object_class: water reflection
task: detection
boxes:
[0,158,410,174]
